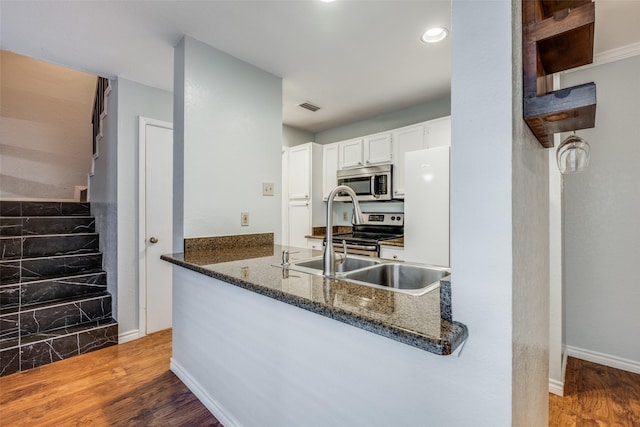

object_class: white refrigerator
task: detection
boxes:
[403,146,450,267]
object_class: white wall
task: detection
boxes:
[314,95,450,144]
[0,51,95,200]
[174,36,282,243]
[562,55,640,368]
[91,77,173,338]
[451,0,548,424]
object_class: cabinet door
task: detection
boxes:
[307,238,323,251]
[339,139,364,169]
[425,116,451,148]
[364,133,393,165]
[379,246,405,261]
[323,143,339,200]
[391,124,426,198]
[288,201,311,248]
[288,144,311,199]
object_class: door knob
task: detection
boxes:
[149,237,159,244]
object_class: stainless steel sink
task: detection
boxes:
[343,263,449,295]
[288,256,381,276]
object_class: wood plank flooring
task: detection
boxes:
[0,329,221,427]
[549,357,640,426]
[2,330,639,426]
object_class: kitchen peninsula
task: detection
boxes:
[162,233,468,426]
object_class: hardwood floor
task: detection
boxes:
[0,329,221,427]
[549,357,640,426]
[2,330,639,426]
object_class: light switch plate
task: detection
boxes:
[262,182,274,196]
[241,212,250,226]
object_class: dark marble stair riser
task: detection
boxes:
[20,293,112,335]
[0,321,117,376]
[0,313,19,342]
[0,217,95,237]
[0,347,19,376]
[1,234,99,261]
[0,218,22,237]
[22,234,99,259]
[21,272,107,306]
[0,238,22,261]
[18,253,103,284]
[0,284,20,309]
[0,201,90,217]
[0,261,21,285]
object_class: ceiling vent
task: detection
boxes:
[298,102,321,112]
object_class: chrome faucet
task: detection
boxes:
[323,185,363,277]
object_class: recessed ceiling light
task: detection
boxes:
[319,0,336,2]
[421,27,449,43]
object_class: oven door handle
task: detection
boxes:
[331,242,378,252]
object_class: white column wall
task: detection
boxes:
[175,36,283,242]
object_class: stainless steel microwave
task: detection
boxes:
[336,164,392,202]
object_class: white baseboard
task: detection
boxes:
[549,351,567,396]
[549,378,564,396]
[118,329,141,344]
[170,358,242,427]
[567,346,640,375]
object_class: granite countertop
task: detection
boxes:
[162,245,467,355]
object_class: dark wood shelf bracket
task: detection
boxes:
[523,0,597,148]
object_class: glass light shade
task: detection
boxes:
[556,134,590,174]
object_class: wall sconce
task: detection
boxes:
[556,132,590,174]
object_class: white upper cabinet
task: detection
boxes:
[322,143,339,200]
[364,132,393,165]
[391,124,426,198]
[425,116,451,149]
[288,144,312,199]
[339,138,364,169]
[339,133,393,169]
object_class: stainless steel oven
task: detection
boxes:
[336,165,392,202]
[330,212,403,257]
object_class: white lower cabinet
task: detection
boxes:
[288,201,311,249]
[379,246,404,261]
[306,237,323,251]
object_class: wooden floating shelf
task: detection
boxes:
[524,82,596,148]
[523,0,597,148]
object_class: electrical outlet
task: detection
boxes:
[342,211,348,221]
[241,212,250,226]
[262,182,274,196]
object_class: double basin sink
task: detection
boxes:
[285,255,449,296]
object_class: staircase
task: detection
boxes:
[0,201,118,377]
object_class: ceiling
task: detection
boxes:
[1,1,639,134]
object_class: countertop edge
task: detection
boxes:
[162,253,467,356]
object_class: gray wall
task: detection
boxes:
[90,79,119,318]
[90,77,173,337]
[283,125,314,147]
[314,95,450,144]
[175,36,282,242]
[562,55,640,364]
[116,78,173,336]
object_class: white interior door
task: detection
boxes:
[141,119,173,334]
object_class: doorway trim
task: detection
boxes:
[138,116,173,339]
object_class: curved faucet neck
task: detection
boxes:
[323,185,363,277]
